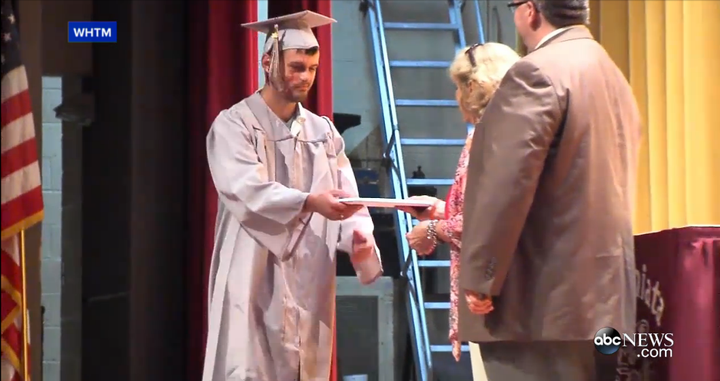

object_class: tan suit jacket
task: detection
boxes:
[459,26,642,342]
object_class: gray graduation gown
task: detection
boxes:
[202,93,382,381]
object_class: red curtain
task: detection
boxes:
[186,1,258,380]
[266,1,337,380]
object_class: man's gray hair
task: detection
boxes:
[535,0,590,28]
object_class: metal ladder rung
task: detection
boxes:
[424,302,450,309]
[431,345,470,353]
[396,99,457,107]
[383,22,459,31]
[389,60,452,68]
[407,178,454,186]
[401,138,465,146]
[418,260,450,267]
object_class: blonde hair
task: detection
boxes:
[448,42,520,123]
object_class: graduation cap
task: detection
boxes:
[242,11,336,91]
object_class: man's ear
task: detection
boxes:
[261,53,271,73]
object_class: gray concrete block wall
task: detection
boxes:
[40,76,84,381]
[41,76,63,381]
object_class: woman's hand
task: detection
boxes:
[397,196,444,221]
[405,220,436,255]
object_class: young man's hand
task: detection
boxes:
[304,190,362,220]
[351,229,375,261]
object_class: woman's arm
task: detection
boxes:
[399,197,446,221]
[436,212,462,248]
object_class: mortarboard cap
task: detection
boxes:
[242,11,336,92]
[242,10,336,54]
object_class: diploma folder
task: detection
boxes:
[338,197,433,209]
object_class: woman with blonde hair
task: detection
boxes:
[399,42,520,377]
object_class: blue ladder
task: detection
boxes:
[361,0,485,379]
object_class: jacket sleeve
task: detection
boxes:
[460,60,563,296]
[326,118,383,285]
[206,109,310,261]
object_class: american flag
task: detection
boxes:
[1,0,44,380]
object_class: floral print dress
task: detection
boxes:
[442,129,474,362]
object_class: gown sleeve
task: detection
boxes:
[206,109,310,261]
[324,117,383,285]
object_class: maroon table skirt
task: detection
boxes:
[623,226,720,381]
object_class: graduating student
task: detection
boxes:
[202,11,383,381]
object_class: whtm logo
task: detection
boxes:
[68,22,117,43]
[594,327,673,358]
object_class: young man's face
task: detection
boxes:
[263,48,320,103]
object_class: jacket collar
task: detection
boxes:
[529,25,594,53]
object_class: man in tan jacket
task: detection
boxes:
[459,0,642,380]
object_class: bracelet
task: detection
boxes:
[426,219,439,252]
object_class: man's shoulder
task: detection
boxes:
[300,107,336,135]
[517,46,565,75]
[209,98,255,134]
[522,38,604,73]
[218,96,258,121]
[226,96,254,113]
[500,56,549,87]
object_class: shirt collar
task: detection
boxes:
[289,103,307,136]
[534,26,575,50]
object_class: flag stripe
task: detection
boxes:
[0,274,22,303]
[1,189,43,242]
[1,140,39,180]
[0,67,28,103]
[0,115,34,155]
[1,358,22,381]
[1,253,21,291]
[0,89,31,129]
[0,239,29,381]
[2,359,21,381]
[0,303,18,333]
[0,338,21,374]
[2,325,20,359]
[0,163,41,205]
